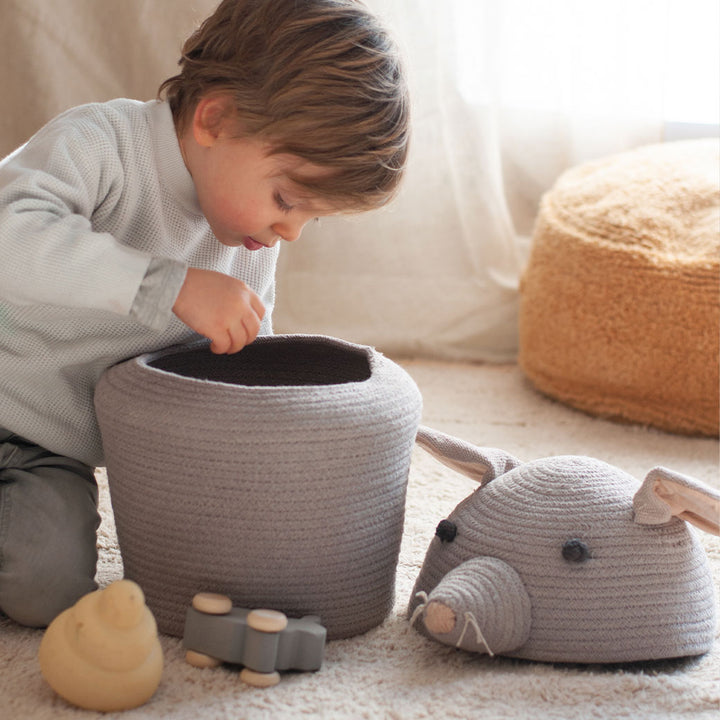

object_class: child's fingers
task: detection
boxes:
[240,311,262,347]
[250,293,266,320]
[225,315,259,354]
[173,269,266,354]
[221,327,248,355]
[222,285,263,353]
[210,309,261,355]
[209,329,233,355]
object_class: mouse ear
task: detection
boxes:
[415,426,522,486]
[633,467,720,535]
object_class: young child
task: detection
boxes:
[0,0,408,627]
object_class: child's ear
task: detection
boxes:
[191,94,236,147]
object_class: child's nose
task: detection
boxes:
[273,219,306,243]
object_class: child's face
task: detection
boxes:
[187,130,335,251]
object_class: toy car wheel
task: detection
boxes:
[192,592,233,615]
[246,609,288,633]
[185,649,221,669]
[240,668,281,688]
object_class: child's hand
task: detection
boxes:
[172,268,265,354]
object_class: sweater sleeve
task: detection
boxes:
[0,109,169,323]
[130,257,188,332]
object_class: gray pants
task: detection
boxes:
[0,428,99,627]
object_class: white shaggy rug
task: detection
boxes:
[1,359,718,719]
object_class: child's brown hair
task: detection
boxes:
[159,0,409,211]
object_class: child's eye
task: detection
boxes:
[274,192,293,213]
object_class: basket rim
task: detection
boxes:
[128,333,379,391]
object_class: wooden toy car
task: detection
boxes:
[183,593,326,687]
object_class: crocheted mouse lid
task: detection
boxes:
[409,427,719,663]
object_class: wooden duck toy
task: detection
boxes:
[38,579,163,711]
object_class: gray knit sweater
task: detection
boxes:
[0,99,279,466]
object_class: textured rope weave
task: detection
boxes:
[95,335,423,639]
[409,439,717,663]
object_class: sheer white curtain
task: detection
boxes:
[1,2,716,363]
[272,0,719,361]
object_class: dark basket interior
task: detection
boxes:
[148,337,372,386]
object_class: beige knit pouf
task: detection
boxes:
[519,139,719,437]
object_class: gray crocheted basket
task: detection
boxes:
[94,335,422,639]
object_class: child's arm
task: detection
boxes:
[0,116,154,318]
[172,268,265,354]
[0,106,267,354]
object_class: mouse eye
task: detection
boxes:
[562,538,591,563]
[435,519,457,543]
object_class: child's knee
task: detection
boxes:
[0,551,97,627]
